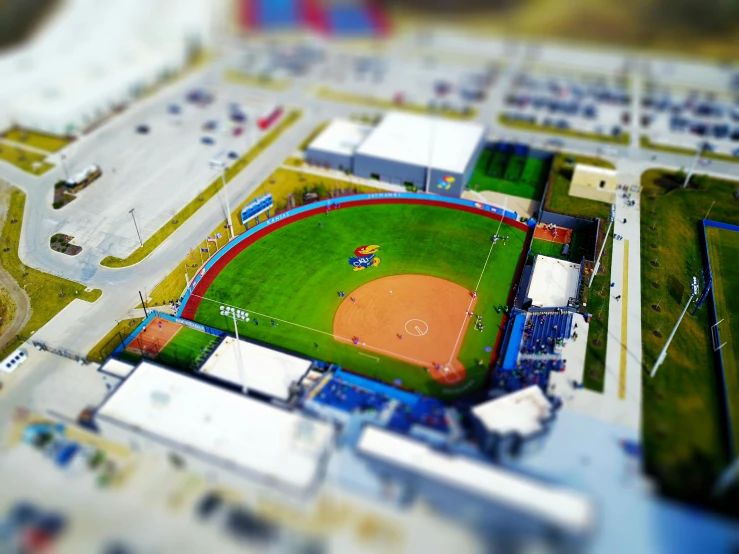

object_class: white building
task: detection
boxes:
[305,112,486,197]
[197,336,312,402]
[95,361,335,495]
[0,0,216,135]
[526,255,582,308]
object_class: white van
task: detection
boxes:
[1,349,27,373]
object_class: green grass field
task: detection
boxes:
[2,128,72,153]
[705,225,739,450]
[193,203,526,398]
[468,148,550,201]
[641,169,739,510]
[157,327,220,371]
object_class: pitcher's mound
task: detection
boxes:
[333,274,476,385]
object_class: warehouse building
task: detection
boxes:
[305,112,486,197]
[304,119,373,172]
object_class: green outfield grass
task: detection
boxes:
[157,327,220,371]
[193,202,526,398]
[641,169,739,511]
[468,147,550,201]
[705,225,739,450]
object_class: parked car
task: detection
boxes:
[135,125,149,134]
[232,127,243,137]
[196,491,224,521]
[227,151,238,160]
[201,136,215,145]
[168,104,181,115]
[202,120,217,131]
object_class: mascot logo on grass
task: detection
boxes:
[437,175,455,191]
[220,305,249,322]
[349,244,381,271]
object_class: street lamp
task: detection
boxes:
[682,142,707,189]
[60,153,70,180]
[651,276,699,378]
[129,208,143,247]
[210,159,235,239]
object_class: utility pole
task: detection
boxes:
[231,309,247,394]
[589,205,616,288]
[210,159,234,239]
[138,290,149,318]
[651,276,699,378]
[129,208,143,247]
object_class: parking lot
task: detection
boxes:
[47,72,285,260]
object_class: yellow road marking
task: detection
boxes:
[619,241,629,400]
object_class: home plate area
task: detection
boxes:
[332,274,476,385]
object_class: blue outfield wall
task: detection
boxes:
[701,219,737,459]
[177,192,521,318]
[112,310,226,357]
[501,311,526,370]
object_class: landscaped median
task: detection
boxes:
[0,143,54,175]
[2,128,73,154]
[498,114,630,146]
[87,317,144,363]
[99,109,303,269]
[0,187,102,359]
[224,69,290,91]
[640,168,739,513]
[640,136,739,163]
[316,88,478,120]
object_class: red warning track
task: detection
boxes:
[180,197,529,322]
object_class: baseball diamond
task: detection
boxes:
[181,195,529,398]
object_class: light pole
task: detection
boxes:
[129,208,143,247]
[651,276,699,378]
[60,153,70,180]
[704,200,716,221]
[231,309,247,394]
[682,142,706,189]
[210,159,235,239]
[589,205,616,288]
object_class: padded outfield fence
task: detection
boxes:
[701,219,738,459]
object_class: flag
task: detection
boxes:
[200,247,209,252]
[207,236,216,243]
[215,233,223,239]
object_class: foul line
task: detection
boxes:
[446,199,507,366]
[192,294,433,368]
[358,352,379,362]
[619,240,629,400]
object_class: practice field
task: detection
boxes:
[705,224,739,449]
[122,317,219,371]
[185,201,528,398]
[468,145,551,201]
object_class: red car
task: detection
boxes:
[233,127,243,136]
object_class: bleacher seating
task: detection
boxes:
[491,359,562,395]
[313,374,448,433]
[521,310,573,356]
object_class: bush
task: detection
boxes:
[52,201,63,209]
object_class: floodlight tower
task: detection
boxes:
[650,276,699,378]
[682,142,707,189]
[588,205,616,288]
[210,158,235,239]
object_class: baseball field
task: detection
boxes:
[182,198,528,398]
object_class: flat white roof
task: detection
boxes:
[198,337,311,401]
[307,118,373,157]
[471,386,553,436]
[357,426,592,533]
[97,362,334,492]
[527,255,581,308]
[355,111,485,174]
[572,164,617,178]
[100,358,135,379]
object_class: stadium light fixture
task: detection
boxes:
[650,276,698,378]
[210,159,235,239]
[588,205,615,288]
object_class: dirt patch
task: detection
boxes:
[332,274,475,385]
[50,233,82,256]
